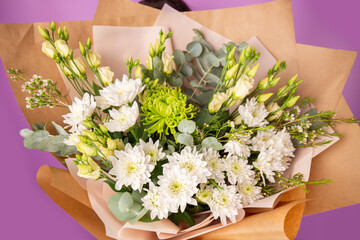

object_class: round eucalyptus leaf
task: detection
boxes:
[38,135,68,152]
[169,75,183,87]
[108,193,138,222]
[153,56,163,70]
[190,80,203,88]
[201,137,223,150]
[178,119,196,134]
[176,133,194,146]
[186,41,203,57]
[238,41,249,51]
[24,130,49,149]
[129,208,148,225]
[131,191,146,204]
[173,49,185,65]
[215,48,226,66]
[20,129,33,138]
[222,42,237,53]
[57,144,77,157]
[52,121,68,135]
[118,192,133,212]
[180,63,193,77]
[204,73,220,84]
[184,51,193,62]
[153,69,164,83]
[205,52,220,68]
[167,144,175,153]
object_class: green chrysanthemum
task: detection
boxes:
[141,86,196,136]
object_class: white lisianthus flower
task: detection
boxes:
[142,183,169,220]
[228,75,254,100]
[86,51,101,68]
[63,93,96,134]
[224,155,254,185]
[41,41,56,59]
[55,39,71,57]
[202,148,225,183]
[162,52,174,75]
[237,179,263,206]
[70,57,86,76]
[166,146,211,184]
[139,138,166,164]
[157,165,198,213]
[63,133,80,146]
[99,75,144,107]
[208,92,229,114]
[208,183,242,226]
[76,157,101,180]
[238,98,269,127]
[266,102,283,121]
[104,102,139,132]
[224,137,251,159]
[108,144,152,191]
[98,66,114,85]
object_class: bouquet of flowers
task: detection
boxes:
[8,20,358,238]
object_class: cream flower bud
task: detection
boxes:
[77,157,100,180]
[225,64,239,81]
[87,51,101,68]
[258,77,269,89]
[55,39,70,57]
[257,93,273,103]
[41,41,56,59]
[285,95,300,108]
[246,63,259,78]
[230,75,254,100]
[98,66,114,85]
[234,115,243,125]
[146,55,153,70]
[208,92,229,113]
[162,52,174,75]
[266,102,283,121]
[70,57,86,76]
[134,65,144,80]
[76,142,97,156]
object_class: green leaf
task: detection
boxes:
[306,108,326,130]
[129,208,148,225]
[180,63,193,77]
[153,69,164,83]
[52,121,68,135]
[139,211,160,223]
[173,49,186,65]
[32,122,44,131]
[222,42,237,53]
[176,133,194,146]
[131,190,146,204]
[201,137,223,150]
[204,73,220,84]
[178,119,196,134]
[108,193,137,222]
[169,75,183,87]
[184,51,193,62]
[195,108,214,127]
[238,41,249,51]
[24,130,49,149]
[169,211,195,226]
[192,29,203,38]
[38,135,68,152]
[118,192,133,212]
[19,129,33,138]
[56,144,77,157]
[215,48,226,66]
[186,41,203,57]
[153,56,163,70]
[197,91,214,106]
[205,52,220,68]
[151,159,167,184]
[93,82,102,96]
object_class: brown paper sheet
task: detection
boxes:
[0,0,358,239]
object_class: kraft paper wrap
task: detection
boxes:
[0,0,357,239]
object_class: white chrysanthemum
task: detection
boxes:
[208,184,242,225]
[63,93,96,133]
[237,98,269,127]
[196,184,214,204]
[251,130,276,151]
[95,95,110,110]
[142,183,169,220]
[104,102,139,132]
[274,128,295,157]
[253,147,284,183]
[99,75,144,107]
[224,155,255,185]
[166,146,211,184]
[139,138,166,164]
[63,133,80,146]
[108,143,152,191]
[202,148,225,183]
[237,179,263,206]
[224,137,251,159]
[157,165,198,213]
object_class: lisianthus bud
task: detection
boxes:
[77,157,100,180]
[149,43,155,57]
[269,77,280,87]
[76,142,97,156]
[87,51,101,68]
[287,74,298,86]
[70,57,86,76]
[50,22,56,31]
[98,66,114,85]
[55,39,71,57]
[258,77,268,89]
[146,55,153,70]
[134,65,144,80]
[41,41,56,59]
[162,52,174,75]
[107,138,117,151]
[154,40,160,54]
[246,63,259,78]
[257,93,273,102]
[266,102,283,121]
[208,92,229,113]
[38,26,49,40]
[225,64,240,81]
[239,48,246,64]
[285,95,300,108]
[229,75,254,100]
[79,41,86,56]
[83,130,98,141]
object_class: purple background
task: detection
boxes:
[0,0,359,239]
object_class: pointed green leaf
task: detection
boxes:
[129,208,148,225]
[52,121,68,135]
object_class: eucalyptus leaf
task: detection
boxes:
[192,29,203,38]
[180,63,193,77]
[129,208,148,225]
[32,122,44,131]
[215,48,226,66]
[186,41,203,57]
[201,137,223,150]
[178,119,196,134]
[184,51,193,62]
[153,69,164,83]
[238,41,249,51]
[199,39,214,52]
[189,80,203,88]
[24,130,49,149]
[176,133,194,146]
[108,193,137,222]
[56,144,77,157]
[38,135,68,152]
[131,191,146,204]
[205,52,220,68]
[204,73,220,84]
[169,75,183,87]
[52,121,68,136]
[197,91,214,106]
[153,56,163,70]
[19,129,33,138]
[222,42,237,53]
[173,49,186,65]
[118,192,133,212]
